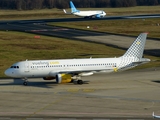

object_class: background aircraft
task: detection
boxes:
[153,112,160,118]
[5,33,150,86]
[63,1,106,18]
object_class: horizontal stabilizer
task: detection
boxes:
[132,58,150,65]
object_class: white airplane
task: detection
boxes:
[153,112,160,118]
[5,33,150,86]
[63,1,106,18]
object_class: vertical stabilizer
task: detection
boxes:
[70,1,79,13]
[122,33,148,58]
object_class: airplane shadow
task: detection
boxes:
[72,80,90,85]
[152,80,160,84]
[0,78,58,88]
[0,79,90,88]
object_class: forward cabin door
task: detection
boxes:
[24,61,30,72]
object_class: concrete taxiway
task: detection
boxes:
[0,15,160,119]
[0,23,159,57]
[0,14,160,24]
[0,16,160,57]
[0,67,160,119]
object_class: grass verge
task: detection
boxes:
[0,31,160,77]
[49,18,160,39]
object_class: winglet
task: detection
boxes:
[153,112,154,117]
[63,9,67,14]
[63,9,71,14]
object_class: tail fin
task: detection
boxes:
[70,1,79,13]
[122,33,148,58]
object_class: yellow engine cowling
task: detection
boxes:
[56,74,72,83]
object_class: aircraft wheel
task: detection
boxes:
[23,82,27,86]
[77,80,83,85]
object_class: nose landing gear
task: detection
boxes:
[23,78,28,86]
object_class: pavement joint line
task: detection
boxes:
[67,89,95,92]
[22,94,72,120]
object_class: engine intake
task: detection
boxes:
[56,74,72,83]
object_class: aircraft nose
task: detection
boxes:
[5,69,12,77]
[5,69,9,76]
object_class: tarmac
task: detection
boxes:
[0,17,160,119]
[0,67,160,119]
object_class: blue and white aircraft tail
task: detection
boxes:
[63,1,106,18]
[70,1,79,13]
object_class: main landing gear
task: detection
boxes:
[77,80,83,85]
[72,75,84,85]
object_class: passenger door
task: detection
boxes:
[24,61,29,72]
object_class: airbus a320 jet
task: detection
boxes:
[5,33,150,85]
[63,1,106,18]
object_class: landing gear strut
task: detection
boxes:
[72,76,84,85]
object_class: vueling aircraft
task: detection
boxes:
[63,1,106,18]
[5,33,150,86]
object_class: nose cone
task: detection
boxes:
[5,69,11,77]
[5,69,15,77]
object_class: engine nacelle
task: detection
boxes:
[43,77,55,80]
[95,14,101,18]
[56,74,72,84]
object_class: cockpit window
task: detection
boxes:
[10,66,19,69]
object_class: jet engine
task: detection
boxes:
[96,14,101,18]
[43,77,55,80]
[56,74,72,84]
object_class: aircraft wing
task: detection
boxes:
[88,11,105,18]
[58,68,115,75]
